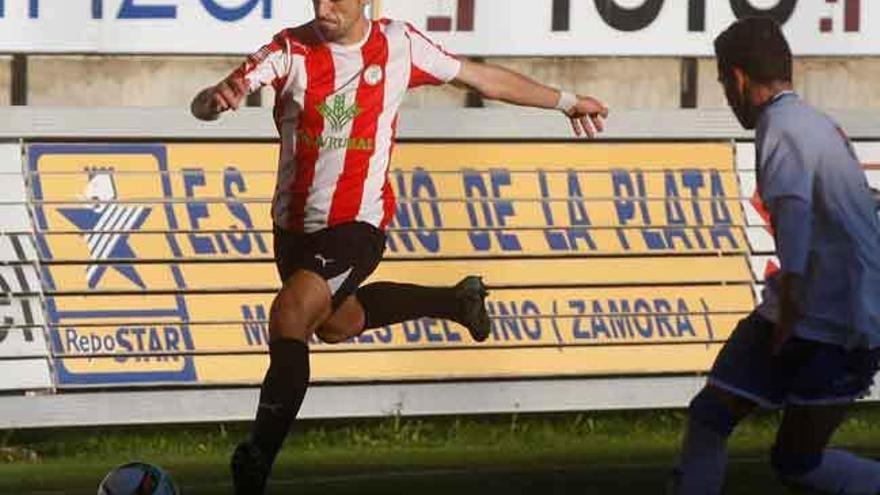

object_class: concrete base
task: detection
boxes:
[27,56,242,107]
[699,57,880,110]
[0,376,708,429]
[15,55,880,111]
[482,57,681,110]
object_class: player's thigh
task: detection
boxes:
[273,222,385,340]
[314,225,386,343]
[275,223,384,301]
[776,404,849,454]
[270,269,333,341]
[707,311,787,408]
[316,296,366,344]
[785,340,880,406]
[774,341,880,451]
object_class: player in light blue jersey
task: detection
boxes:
[671,17,880,495]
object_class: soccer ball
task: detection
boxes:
[97,462,179,495]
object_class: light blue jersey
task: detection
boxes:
[756,92,880,349]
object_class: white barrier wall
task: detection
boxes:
[0,108,877,427]
[0,144,32,232]
[0,143,52,391]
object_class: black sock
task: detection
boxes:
[356,282,458,329]
[250,338,310,468]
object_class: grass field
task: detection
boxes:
[3,405,880,494]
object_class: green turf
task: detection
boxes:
[3,405,880,494]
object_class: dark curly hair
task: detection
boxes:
[715,16,792,84]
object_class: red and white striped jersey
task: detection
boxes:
[232,19,461,233]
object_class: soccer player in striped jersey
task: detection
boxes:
[671,17,880,495]
[191,1,609,493]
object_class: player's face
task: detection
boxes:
[312,0,368,42]
[718,65,759,130]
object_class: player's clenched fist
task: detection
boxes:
[212,77,249,113]
[191,76,248,121]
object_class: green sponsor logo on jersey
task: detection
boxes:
[297,131,374,151]
[318,94,361,132]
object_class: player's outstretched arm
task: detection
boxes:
[190,77,249,121]
[453,59,609,138]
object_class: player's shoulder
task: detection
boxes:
[372,18,427,47]
[376,18,411,30]
[271,22,323,53]
[770,96,833,130]
[378,18,437,38]
[761,95,836,148]
[375,18,415,37]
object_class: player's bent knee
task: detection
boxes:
[269,287,329,341]
[770,444,822,481]
[689,388,739,437]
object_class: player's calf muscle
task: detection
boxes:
[315,318,362,344]
[314,317,354,343]
[314,326,349,344]
[315,297,366,344]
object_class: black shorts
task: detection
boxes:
[709,312,880,408]
[273,222,386,309]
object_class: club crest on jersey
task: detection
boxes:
[364,65,384,86]
[318,94,361,133]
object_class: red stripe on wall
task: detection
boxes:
[845,0,860,32]
[457,0,475,31]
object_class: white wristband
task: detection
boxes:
[555,91,578,113]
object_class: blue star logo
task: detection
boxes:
[58,168,151,289]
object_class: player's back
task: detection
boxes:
[756,93,880,348]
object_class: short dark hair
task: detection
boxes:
[714,16,792,84]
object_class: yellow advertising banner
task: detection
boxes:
[29,141,748,387]
[38,199,744,231]
[391,143,734,171]
[54,344,726,385]
[44,256,751,293]
[41,226,748,261]
[52,286,752,351]
[50,284,752,383]
[32,142,745,263]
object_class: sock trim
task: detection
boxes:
[706,377,782,409]
[268,337,309,356]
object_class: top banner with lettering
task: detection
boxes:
[0,0,876,55]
